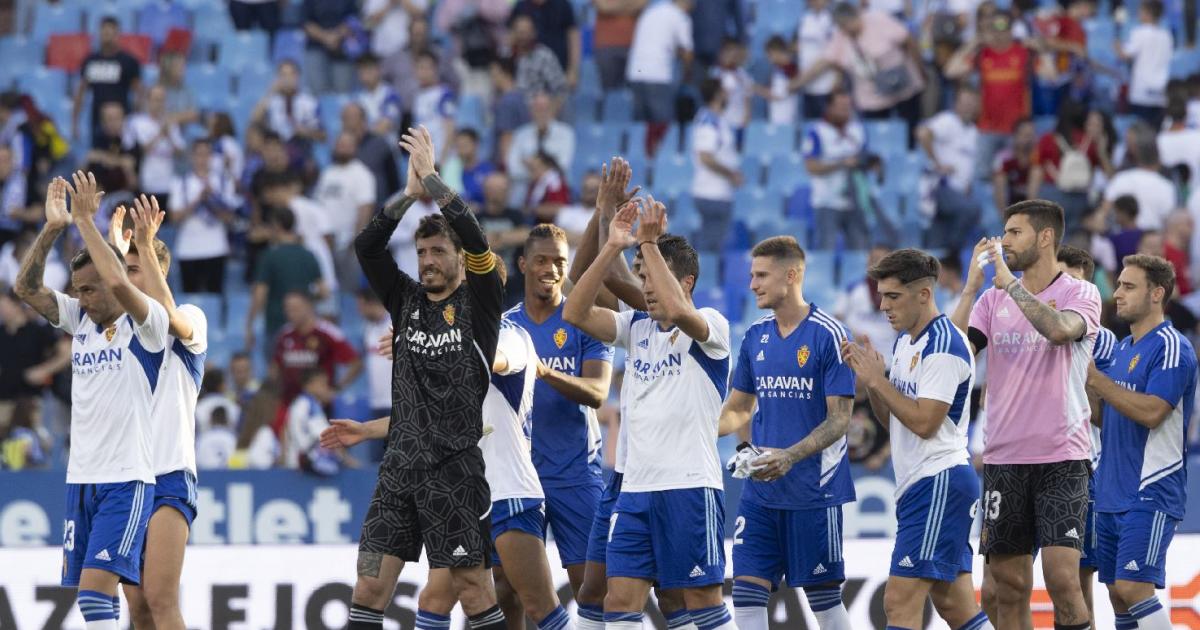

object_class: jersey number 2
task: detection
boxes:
[733,516,745,545]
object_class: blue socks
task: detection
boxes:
[415,609,450,630]
[78,590,116,622]
[537,605,571,630]
[665,609,694,629]
[955,611,993,630]
[1115,612,1138,630]
[689,604,734,630]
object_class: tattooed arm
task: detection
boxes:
[14,178,73,323]
[1004,281,1086,345]
[752,396,853,482]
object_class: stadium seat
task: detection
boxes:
[32,3,83,43]
[191,5,235,57]
[18,68,69,103]
[319,93,352,135]
[651,151,693,197]
[118,33,153,65]
[741,156,765,187]
[45,33,92,73]
[233,62,274,101]
[864,119,908,156]
[736,187,784,230]
[601,90,634,123]
[272,29,306,66]
[0,36,40,76]
[569,92,599,124]
[575,122,623,162]
[576,59,602,98]
[160,27,192,56]
[137,1,190,47]
[218,31,271,73]
[623,123,647,161]
[745,121,796,159]
[766,153,808,197]
[721,249,753,296]
[456,94,486,130]
[186,64,232,109]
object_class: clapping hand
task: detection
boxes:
[596,157,640,221]
[129,195,165,248]
[109,204,132,255]
[607,199,639,250]
[840,338,886,389]
[399,126,437,180]
[634,195,668,245]
[67,171,104,223]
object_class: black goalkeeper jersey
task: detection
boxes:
[355,194,503,470]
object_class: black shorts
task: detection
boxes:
[359,448,493,568]
[981,460,1090,557]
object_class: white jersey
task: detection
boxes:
[612,308,730,492]
[150,305,207,477]
[481,322,544,501]
[887,315,975,499]
[53,291,170,484]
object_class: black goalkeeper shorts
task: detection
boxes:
[981,460,1090,557]
[359,447,494,568]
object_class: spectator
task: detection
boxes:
[691,0,744,75]
[354,54,403,139]
[0,231,69,293]
[156,51,199,127]
[230,0,282,36]
[796,0,837,118]
[713,39,751,143]
[245,206,328,351]
[301,0,358,94]
[338,102,400,208]
[0,290,69,434]
[1031,0,1093,115]
[846,400,890,470]
[1163,211,1194,295]
[273,292,362,407]
[362,0,430,59]
[246,132,294,271]
[476,172,529,265]
[833,244,897,362]
[506,92,575,208]
[170,139,238,294]
[804,90,869,249]
[195,369,241,434]
[128,85,185,208]
[84,102,137,197]
[797,3,925,142]
[284,370,340,473]
[356,288,392,421]
[232,378,282,468]
[195,404,237,470]
[691,78,741,252]
[228,351,261,408]
[386,16,459,111]
[918,86,981,250]
[992,118,1038,211]
[412,50,457,162]
[446,128,495,205]
[945,11,1032,180]
[251,60,324,147]
[509,13,568,99]
[261,173,338,295]
[554,170,602,238]
[72,16,142,145]
[937,254,966,314]
[1115,0,1172,128]
[1029,100,1114,230]
[526,151,571,222]
[626,0,694,155]
[1103,121,1177,231]
[314,131,377,289]
[511,0,581,87]
[490,57,531,163]
[0,146,31,246]
[0,92,34,185]
[1158,96,1200,193]
[208,112,246,189]
[1108,194,1144,272]
[759,36,800,125]
[592,0,647,90]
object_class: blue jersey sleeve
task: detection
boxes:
[732,331,755,394]
[1093,327,1116,373]
[822,328,856,398]
[1145,330,1196,409]
[580,330,614,364]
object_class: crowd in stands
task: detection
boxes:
[1,0,1200,471]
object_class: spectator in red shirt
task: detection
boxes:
[991,118,1038,212]
[271,291,363,410]
[1138,228,1192,295]
[1029,101,1115,232]
[946,11,1032,181]
[1031,0,1094,115]
[526,151,571,224]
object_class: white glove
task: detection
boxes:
[726,443,768,479]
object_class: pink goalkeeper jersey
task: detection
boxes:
[969,273,1101,464]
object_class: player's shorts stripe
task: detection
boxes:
[704,488,717,566]
[826,507,834,562]
[119,483,144,557]
[921,470,948,561]
[1147,511,1165,566]
[834,506,842,562]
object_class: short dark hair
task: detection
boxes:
[127,238,172,274]
[299,368,326,388]
[751,235,806,262]
[201,368,226,396]
[525,223,568,249]
[938,253,962,274]
[832,2,860,21]
[492,56,516,78]
[269,206,296,232]
[356,53,381,67]
[414,214,463,251]
[1114,194,1140,219]
[766,35,789,52]
[456,128,480,143]
[1123,254,1176,301]
[699,78,723,105]
[1004,199,1065,247]
[1142,0,1164,19]
[70,243,125,272]
[868,248,940,284]
[655,234,701,289]
[416,49,439,66]
[100,16,120,29]
[191,137,212,152]
[231,351,251,363]
[357,287,381,303]
[1056,245,1095,279]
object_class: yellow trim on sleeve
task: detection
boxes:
[465,250,497,274]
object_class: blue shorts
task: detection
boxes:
[1096,509,1178,589]
[62,481,155,587]
[490,497,546,567]
[586,472,623,564]
[733,499,845,588]
[607,487,726,590]
[544,479,603,567]
[890,465,977,582]
[153,470,198,526]
[1079,476,1098,570]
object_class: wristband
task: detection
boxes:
[639,240,657,249]
[1004,278,1020,293]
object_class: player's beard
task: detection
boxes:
[1005,242,1038,272]
[1117,294,1152,323]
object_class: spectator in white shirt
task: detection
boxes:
[263,175,340,295]
[195,405,238,470]
[1116,0,1172,128]
[804,90,869,249]
[251,60,325,146]
[758,35,800,125]
[0,146,30,245]
[1103,121,1178,231]
[170,139,238,293]
[411,50,457,163]
[207,112,245,192]
[691,78,742,252]
[127,85,185,206]
[362,0,430,59]
[354,54,403,139]
[796,0,837,117]
[713,39,751,142]
[314,132,377,289]
[1158,96,1200,191]
[918,86,982,251]
[626,0,694,155]
[195,370,242,434]
[506,92,575,208]
[285,370,339,473]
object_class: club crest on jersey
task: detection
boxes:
[443,304,456,326]
[1047,299,1057,309]
[797,345,811,368]
[104,325,116,342]
[910,354,919,371]
[1129,353,1141,372]
[669,330,681,345]
[554,327,567,349]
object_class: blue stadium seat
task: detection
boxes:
[803,249,837,295]
[736,187,784,232]
[319,93,352,135]
[271,29,306,66]
[569,92,599,124]
[85,2,136,36]
[623,122,647,160]
[224,93,259,137]
[456,94,486,130]
[218,31,271,73]
[191,2,234,47]
[577,59,602,98]
[651,151,693,197]
[575,122,624,163]
[178,292,224,333]
[0,37,39,77]
[186,64,232,109]
[601,90,634,123]
[18,68,69,102]
[755,0,803,35]
[234,63,274,101]
[137,1,190,47]
[745,121,796,159]
[721,249,753,295]
[32,3,83,43]
[864,119,908,156]
[741,156,765,187]
[766,153,808,197]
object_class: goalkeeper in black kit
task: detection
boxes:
[340,126,506,630]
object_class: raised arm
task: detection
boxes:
[355,157,423,310]
[635,196,710,343]
[951,238,992,352]
[68,172,153,324]
[989,247,1086,345]
[718,388,758,437]
[564,203,639,344]
[537,359,612,409]
[14,179,71,322]
[127,195,194,340]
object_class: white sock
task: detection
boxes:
[605,623,641,630]
[812,604,852,630]
[735,606,768,630]
[577,618,605,630]
[577,603,605,630]
[1130,596,1172,630]
[84,621,118,630]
